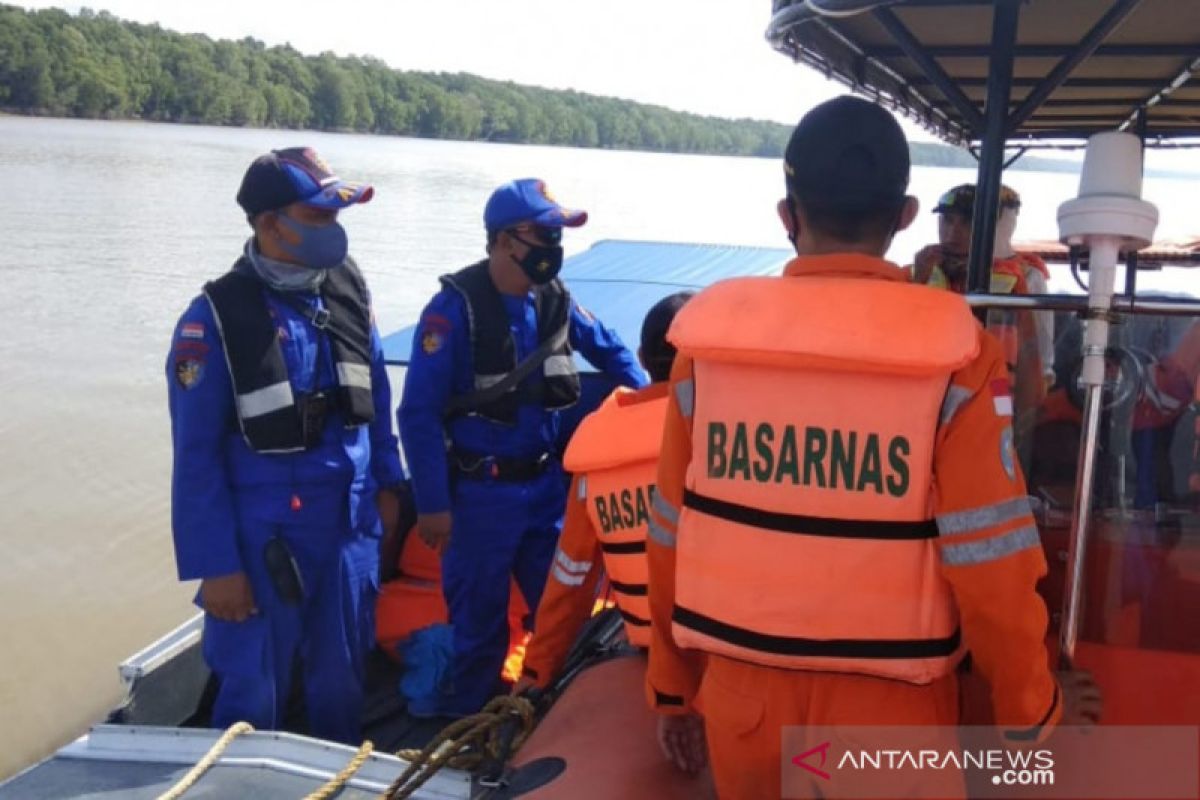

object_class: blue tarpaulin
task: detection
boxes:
[398,623,455,709]
[380,239,791,366]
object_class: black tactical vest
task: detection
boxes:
[439,260,580,424]
[204,257,374,453]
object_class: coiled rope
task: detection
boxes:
[381,695,535,800]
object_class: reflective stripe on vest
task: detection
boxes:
[564,386,668,647]
[668,276,978,683]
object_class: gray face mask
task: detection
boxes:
[245,239,326,293]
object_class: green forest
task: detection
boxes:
[0,4,1019,168]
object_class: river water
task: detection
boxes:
[0,114,1196,777]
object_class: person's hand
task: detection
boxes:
[200,572,257,622]
[377,488,402,581]
[417,512,452,552]
[1059,670,1103,725]
[657,712,707,775]
[377,487,401,539]
[912,245,944,284]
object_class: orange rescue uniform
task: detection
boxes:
[646,254,1061,800]
[521,383,667,687]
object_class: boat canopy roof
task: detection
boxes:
[381,239,792,367]
[767,0,1200,147]
[1019,238,1200,267]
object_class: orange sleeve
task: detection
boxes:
[932,329,1061,742]
[522,474,603,688]
[645,355,705,714]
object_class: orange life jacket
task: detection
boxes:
[668,276,978,684]
[376,530,530,671]
[563,387,666,646]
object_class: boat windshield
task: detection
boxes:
[1021,292,1200,717]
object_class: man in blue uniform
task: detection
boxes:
[167,147,405,744]
[399,178,646,717]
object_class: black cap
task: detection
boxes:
[641,291,694,382]
[784,96,910,211]
[236,147,374,218]
[932,183,1022,215]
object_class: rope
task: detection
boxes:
[303,739,375,800]
[155,721,254,800]
[380,696,535,800]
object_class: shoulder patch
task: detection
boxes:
[181,322,205,339]
[999,425,1016,481]
[175,355,205,389]
[422,329,443,355]
[419,313,451,355]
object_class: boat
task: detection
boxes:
[6,1,1200,796]
[0,240,787,799]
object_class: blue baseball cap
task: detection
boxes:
[483,179,588,232]
[237,147,374,218]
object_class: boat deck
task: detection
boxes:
[0,725,470,799]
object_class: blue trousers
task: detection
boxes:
[202,518,379,744]
[439,468,565,715]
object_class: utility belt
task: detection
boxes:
[450,448,554,482]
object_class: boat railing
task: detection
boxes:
[118,612,203,686]
[966,293,1200,317]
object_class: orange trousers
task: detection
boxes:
[694,655,963,800]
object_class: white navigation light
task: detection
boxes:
[1057,132,1159,393]
[1057,131,1158,248]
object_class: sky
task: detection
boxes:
[16,0,853,127]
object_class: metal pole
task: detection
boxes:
[966,0,1020,294]
[1058,236,1123,666]
[964,292,1200,317]
[1060,376,1106,666]
[1125,110,1149,297]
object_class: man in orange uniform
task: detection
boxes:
[913,183,1052,469]
[516,291,694,690]
[645,96,1082,799]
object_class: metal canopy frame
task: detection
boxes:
[766,0,1200,291]
[768,0,1200,147]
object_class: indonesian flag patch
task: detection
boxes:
[990,377,1013,417]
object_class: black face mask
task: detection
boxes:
[509,232,564,285]
[785,196,799,250]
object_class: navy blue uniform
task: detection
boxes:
[400,286,645,715]
[167,284,403,743]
